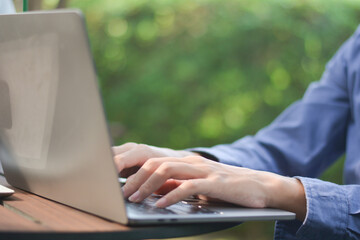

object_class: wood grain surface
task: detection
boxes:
[0,174,237,239]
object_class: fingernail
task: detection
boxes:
[129,191,140,202]
[156,198,167,208]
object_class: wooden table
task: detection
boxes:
[0,175,237,240]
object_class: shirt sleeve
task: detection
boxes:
[293,177,360,240]
[189,26,360,178]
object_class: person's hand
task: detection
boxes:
[122,155,307,221]
[112,142,198,177]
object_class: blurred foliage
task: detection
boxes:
[45,0,360,239]
[64,0,360,149]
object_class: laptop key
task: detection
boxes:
[126,195,218,215]
[127,201,176,215]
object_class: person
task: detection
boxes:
[113,25,360,240]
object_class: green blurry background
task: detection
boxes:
[19,0,360,239]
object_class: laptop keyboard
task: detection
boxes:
[126,195,218,215]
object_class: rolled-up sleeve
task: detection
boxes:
[287,177,360,240]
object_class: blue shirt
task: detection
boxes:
[190,26,360,239]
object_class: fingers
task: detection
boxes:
[113,144,153,172]
[123,160,158,198]
[114,149,142,172]
[113,143,170,173]
[113,143,139,173]
[112,143,200,175]
[156,179,208,208]
[154,179,183,195]
[123,158,207,201]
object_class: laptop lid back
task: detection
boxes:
[0,10,127,224]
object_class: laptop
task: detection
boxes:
[0,10,295,225]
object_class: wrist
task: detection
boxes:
[266,174,306,221]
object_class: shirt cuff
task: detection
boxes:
[294,177,348,240]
